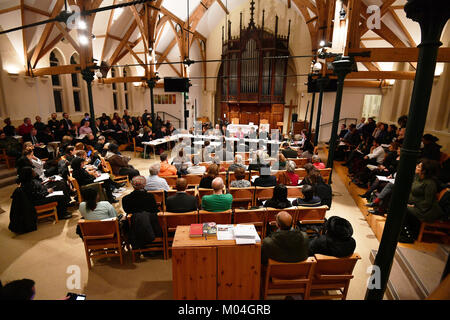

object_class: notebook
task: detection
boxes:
[189,224,203,237]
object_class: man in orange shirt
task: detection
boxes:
[158,152,177,176]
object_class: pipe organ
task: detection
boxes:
[219,1,291,129]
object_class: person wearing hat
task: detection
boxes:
[122,175,159,217]
[308,216,356,257]
[421,134,441,161]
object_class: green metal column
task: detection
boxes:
[325,57,353,184]
[365,0,449,300]
[81,68,96,135]
[314,76,329,146]
[147,78,157,129]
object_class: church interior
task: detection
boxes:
[0,0,448,301]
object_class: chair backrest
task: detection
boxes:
[295,168,307,178]
[319,168,332,184]
[297,205,328,224]
[264,257,316,298]
[162,175,178,187]
[221,161,233,170]
[288,158,308,167]
[185,174,202,186]
[313,253,361,281]
[287,186,303,198]
[198,188,214,199]
[229,187,255,209]
[265,207,298,227]
[163,211,198,231]
[68,176,82,202]
[199,162,211,168]
[234,208,266,235]
[167,189,196,198]
[198,210,232,224]
[255,187,274,202]
[148,190,166,211]
[236,152,250,160]
[78,219,120,245]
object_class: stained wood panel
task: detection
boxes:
[217,245,261,300]
[172,246,217,299]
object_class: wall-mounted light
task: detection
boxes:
[339,8,347,20]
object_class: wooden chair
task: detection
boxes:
[297,206,328,235]
[104,160,129,186]
[233,208,266,236]
[319,168,332,184]
[262,257,317,300]
[198,209,232,224]
[221,161,233,170]
[34,202,59,223]
[295,168,307,179]
[229,187,255,209]
[310,253,361,300]
[198,188,214,206]
[68,176,83,203]
[148,190,166,211]
[417,188,449,243]
[78,218,125,269]
[161,211,198,258]
[0,148,14,169]
[133,137,144,158]
[127,214,165,261]
[162,175,178,188]
[255,187,274,205]
[287,186,303,198]
[167,189,196,198]
[185,174,202,187]
[288,158,308,168]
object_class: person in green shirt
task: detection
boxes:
[201,177,233,212]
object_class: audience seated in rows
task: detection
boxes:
[105,143,140,180]
[254,166,277,187]
[199,164,219,189]
[277,160,299,186]
[145,163,170,191]
[264,184,292,209]
[159,152,177,177]
[79,187,118,221]
[230,167,250,188]
[293,185,321,207]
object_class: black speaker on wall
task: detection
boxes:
[164,77,190,92]
[292,113,298,122]
[185,110,189,118]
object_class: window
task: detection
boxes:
[70,54,83,112]
[50,51,64,113]
[362,94,382,121]
[111,68,119,110]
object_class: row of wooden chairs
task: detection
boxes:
[263,253,361,300]
[147,185,307,211]
[78,205,328,267]
[160,168,332,189]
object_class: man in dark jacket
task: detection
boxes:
[254,166,277,187]
[166,178,197,213]
[261,211,309,264]
[308,216,356,257]
[280,142,298,159]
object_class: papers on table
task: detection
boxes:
[46,190,64,197]
[94,173,110,182]
[251,175,259,183]
[376,175,395,184]
[216,224,261,244]
[42,175,63,184]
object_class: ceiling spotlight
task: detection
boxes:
[78,20,87,30]
[79,35,89,45]
[340,8,347,20]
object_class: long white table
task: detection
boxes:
[227,124,259,134]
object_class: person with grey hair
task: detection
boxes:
[94,135,107,157]
[312,155,325,169]
[145,163,169,191]
[201,177,233,212]
[277,160,300,186]
[228,154,247,172]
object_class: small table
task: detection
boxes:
[172,225,261,300]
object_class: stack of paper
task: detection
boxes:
[233,224,261,245]
[94,173,110,182]
[46,190,64,197]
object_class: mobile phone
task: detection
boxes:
[87,150,92,157]
[66,292,86,300]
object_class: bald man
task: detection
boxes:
[201,177,233,212]
[166,178,198,213]
[261,211,309,264]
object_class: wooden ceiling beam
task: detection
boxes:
[347,71,416,80]
[20,0,28,73]
[345,0,363,54]
[31,63,95,76]
[388,7,416,47]
[0,6,20,15]
[344,80,383,88]
[349,47,450,62]
[54,22,81,54]
[101,0,117,63]
[23,5,50,17]
[216,0,230,14]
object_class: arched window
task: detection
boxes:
[50,51,64,112]
[111,68,119,110]
[123,67,130,110]
[70,54,83,112]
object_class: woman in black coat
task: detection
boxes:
[18,167,71,219]
[71,157,117,203]
[308,216,356,257]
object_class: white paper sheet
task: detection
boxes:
[94,173,110,182]
[216,224,235,241]
[46,190,64,197]
[376,175,395,184]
